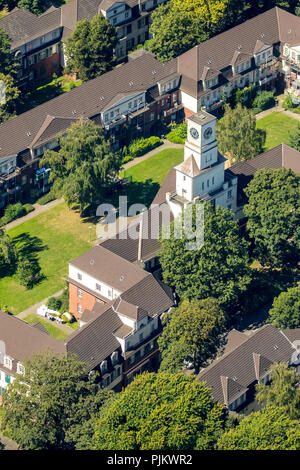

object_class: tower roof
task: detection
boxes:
[175,154,201,177]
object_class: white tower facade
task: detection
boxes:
[166,111,238,216]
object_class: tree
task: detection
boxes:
[147,3,209,62]
[216,103,266,164]
[159,202,251,309]
[244,168,300,268]
[289,123,300,151]
[64,14,118,82]
[172,0,228,31]
[158,298,225,373]
[40,119,122,214]
[217,406,300,450]
[0,73,20,123]
[0,28,15,76]
[16,0,49,15]
[0,228,16,272]
[269,286,300,329]
[16,257,42,289]
[1,352,113,450]
[93,372,225,450]
[256,363,300,419]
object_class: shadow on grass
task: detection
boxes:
[75,179,160,222]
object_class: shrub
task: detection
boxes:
[37,191,56,205]
[128,136,162,157]
[291,105,300,114]
[252,91,275,112]
[166,122,187,144]
[16,257,42,289]
[4,202,25,222]
[23,204,34,215]
[46,297,62,312]
[282,95,294,110]
[122,155,134,164]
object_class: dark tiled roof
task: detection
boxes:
[198,324,298,406]
[70,245,148,292]
[282,329,300,344]
[228,143,300,202]
[65,307,122,370]
[0,310,65,375]
[113,297,148,321]
[113,323,133,339]
[151,169,176,206]
[101,202,174,263]
[0,7,62,49]
[0,52,176,158]
[29,115,80,149]
[178,7,300,97]
[80,300,113,323]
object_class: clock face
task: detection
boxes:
[190,127,199,140]
[204,127,213,139]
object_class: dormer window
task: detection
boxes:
[100,360,108,374]
[17,363,25,375]
[111,351,119,366]
[4,356,13,370]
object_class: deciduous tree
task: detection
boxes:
[0,73,20,123]
[244,168,300,268]
[0,28,15,76]
[216,103,266,164]
[256,362,300,419]
[93,372,225,450]
[269,286,300,329]
[289,123,300,151]
[158,298,225,373]
[217,406,300,450]
[159,202,251,309]
[64,14,118,81]
[147,3,208,62]
[40,119,122,214]
[2,352,113,450]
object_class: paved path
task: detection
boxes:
[256,105,300,122]
[121,140,184,171]
[0,434,19,450]
[4,197,64,231]
[17,289,75,335]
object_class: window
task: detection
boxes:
[202,182,205,191]
[183,176,186,181]
[150,112,155,121]
[5,374,10,384]
[77,273,82,280]
[4,356,12,370]
[104,114,108,122]
[96,283,101,291]
[77,288,82,298]
[77,304,82,313]
[127,25,132,34]
[227,190,232,199]
[17,363,25,375]
[139,332,144,342]
[21,175,27,186]
[212,176,215,185]
[135,350,141,362]
[207,179,209,188]
[108,289,112,297]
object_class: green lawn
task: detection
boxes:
[256,112,299,150]
[118,148,184,207]
[0,202,95,314]
[23,314,69,342]
[122,148,183,185]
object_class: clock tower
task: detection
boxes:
[184,112,218,170]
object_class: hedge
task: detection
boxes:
[128,136,162,158]
[0,202,34,227]
[252,91,275,112]
[165,122,187,144]
[37,191,56,205]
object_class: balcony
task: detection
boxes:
[0,167,20,182]
[104,114,127,130]
[207,99,223,112]
[284,57,300,73]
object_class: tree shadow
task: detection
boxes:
[13,232,48,259]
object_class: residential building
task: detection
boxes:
[0,7,300,209]
[0,0,169,88]
[197,324,300,414]
[282,41,300,103]
[0,310,65,403]
[66,244,174,389]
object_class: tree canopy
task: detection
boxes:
[147,3,209,62]
[0,228,16,272]
[1,352,113,450]
[64,14,118,82]
[17,0,48,15]
[93,372,225,450]
[269,285,300,329]
[159,202,251,309]
[289,123,300,151]
[216,103,266,164]
[244,168,300,268]
[158,298,225,373]
[256,362,300,419]
[40,119,122,214]
[0,28,15,77]
[0,73,20,124]
[172,0,228,30]
[217,406,300,450]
